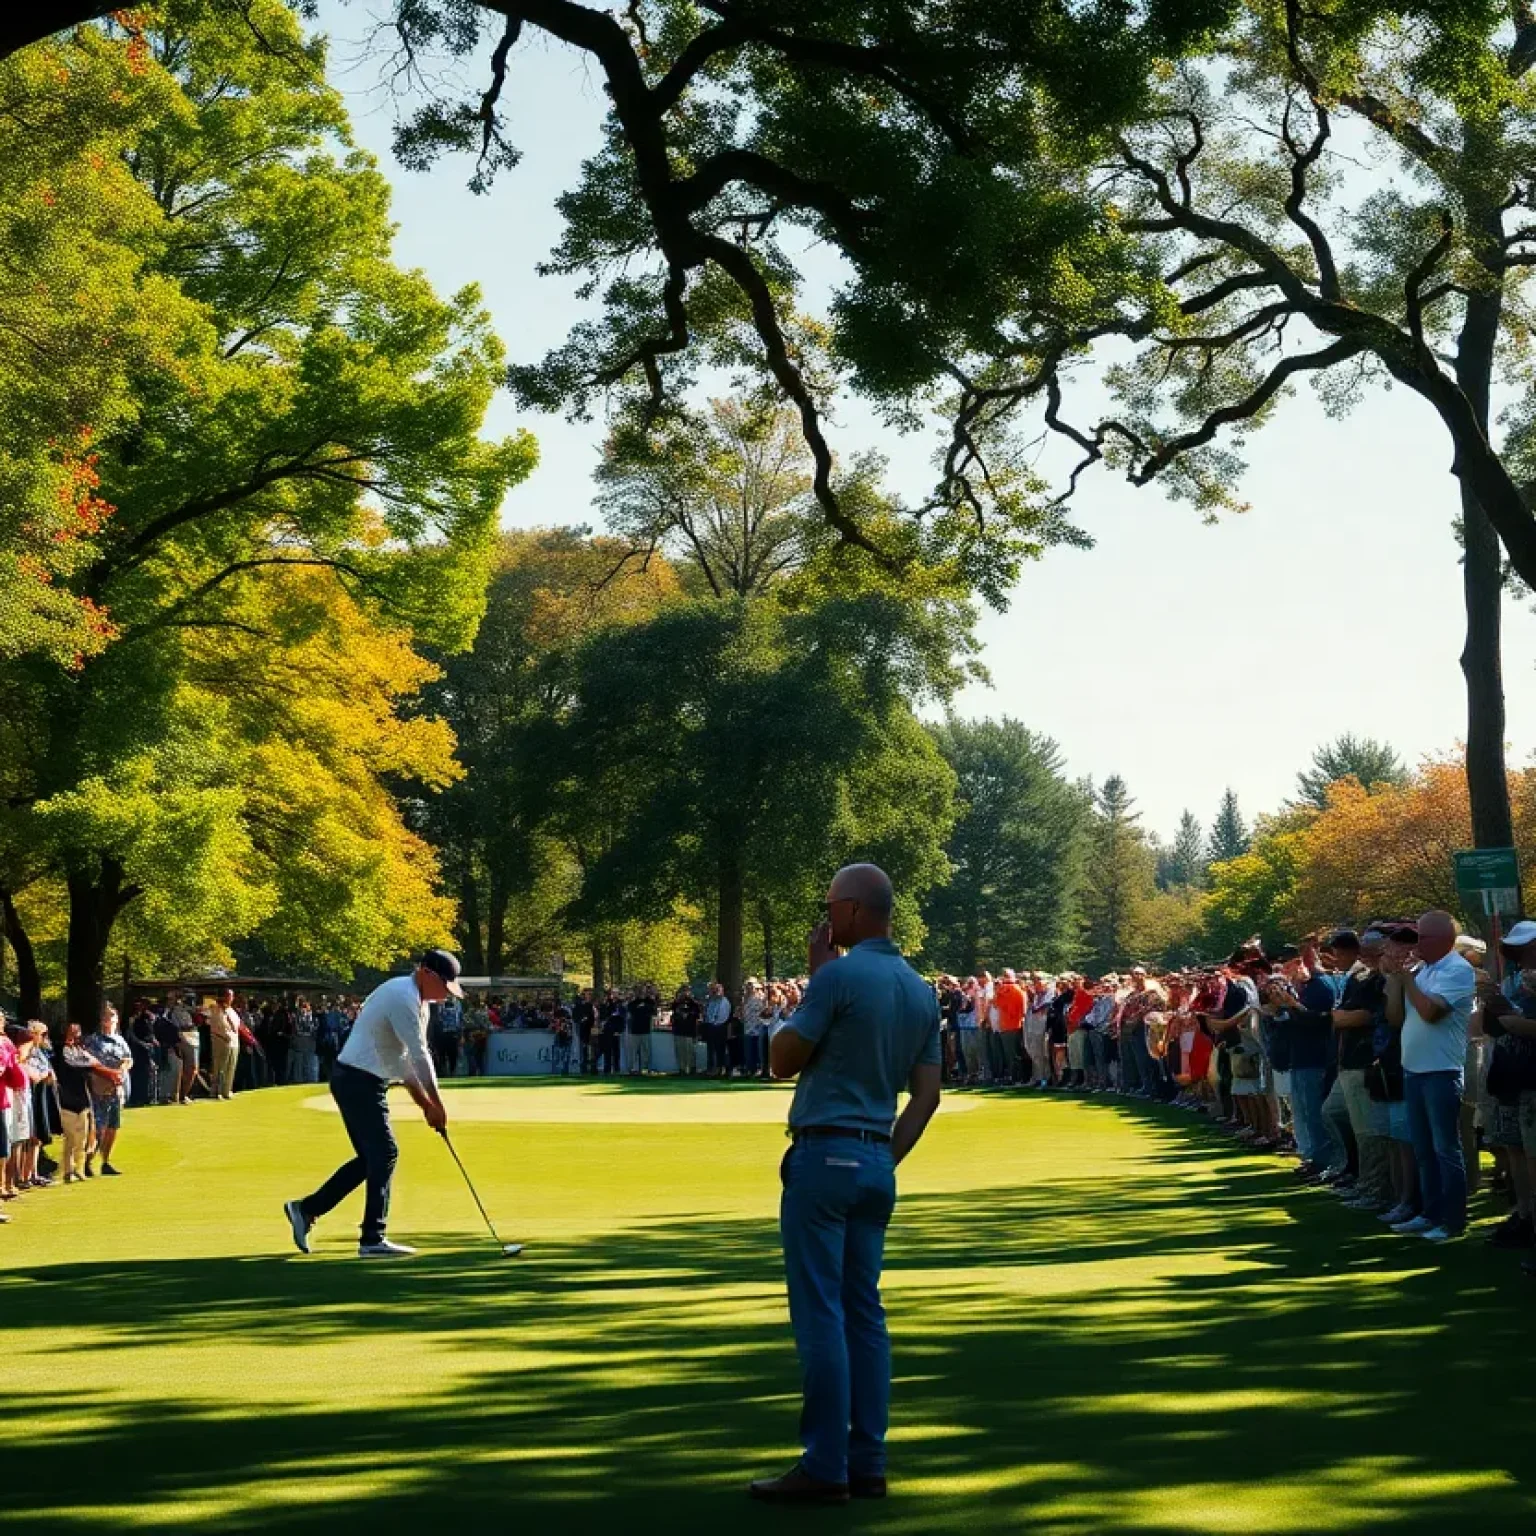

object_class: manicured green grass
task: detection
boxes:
[4,1080,1535,1533]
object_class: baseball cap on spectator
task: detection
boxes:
[1500,920,1536,948]
[1327,929,1361,951]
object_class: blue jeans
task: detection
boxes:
[780,1135,898,1484]
[1404,1069,1466,1234]
[300,1063,397,1245]
[1289,1066,1343,1169]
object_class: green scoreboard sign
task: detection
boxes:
[1453,847,1522,918]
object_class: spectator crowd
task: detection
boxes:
[7,916,1534,1275]
[929,909,1536,1271]
[0,987,372,1219]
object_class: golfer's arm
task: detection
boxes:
[396,1050,445,1124]
[401,1074,441,1110]
[891,1064,941,1166]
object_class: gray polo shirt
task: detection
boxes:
[785,938,941,1136]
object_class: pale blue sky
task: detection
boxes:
[317,5,1536,842]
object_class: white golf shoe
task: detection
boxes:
[358,1239,417,1258]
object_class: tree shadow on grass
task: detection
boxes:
[7,1116,1536,1536]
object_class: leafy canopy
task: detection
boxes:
[363,0,1240,598]
[0,3,532,998]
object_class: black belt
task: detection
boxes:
[790,1126,891,1145]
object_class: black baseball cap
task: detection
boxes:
[419,949,464,998]
[1326,929,1361,952]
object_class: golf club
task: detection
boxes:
[437,1127,523,1257]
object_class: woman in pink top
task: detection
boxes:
[0,1017,28,1209]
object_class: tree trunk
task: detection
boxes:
[486,867,508,978]
[1462,495,1513,848]
[759,900,775,981]
[459,868,485,973]
[716,847,744,1004]
[591,942,606,994]
[65,854,139,1027]
[1455,273,1516,854]
[961,900,980,975]
[0,889,43,1020]
[609,939,623,987]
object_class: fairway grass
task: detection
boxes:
[4,1081,1535,1533]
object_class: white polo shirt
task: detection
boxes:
[337,974,438,1089]
[1401,950,1477,1075]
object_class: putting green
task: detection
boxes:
[301,1078,983,1124]
[3,1080,1534,1534]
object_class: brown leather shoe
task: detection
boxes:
[850,1474,887,1499]
[749,1465,850,1504]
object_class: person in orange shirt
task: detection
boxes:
[991,969,1026,1086]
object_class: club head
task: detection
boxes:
[501,1243,524,1258]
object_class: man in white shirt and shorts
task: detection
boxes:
[284,951,460,1258]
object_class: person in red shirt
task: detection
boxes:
[1066,976,1094,1087]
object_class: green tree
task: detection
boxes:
[0,4,532,1022]
[1138,885,1210,968]
[55,0,1230,600]
[1294,734,1409,810]
[1164,809,1208,889]
[596,397,825,598]
[946,2,1536,851]
[1208,790,1251,865]
[418,527,678,977]
[558,591,958,999]
[919,717,1089,974]
[0,21,205,665]
[1202,812,1312,957]
[1080,774,1158,973]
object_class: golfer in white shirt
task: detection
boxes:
[284,951,460,1258]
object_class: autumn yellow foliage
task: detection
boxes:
[1282,756,1536,933]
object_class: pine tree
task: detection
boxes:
[1081,775,1157,972]
[1207,790,1250,865]
[1167,810,1208,888]
[1294,735,1409,809]
[920,718,1090,973]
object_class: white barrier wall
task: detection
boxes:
[484,1030,559,1076]
[483,1029,704,1076]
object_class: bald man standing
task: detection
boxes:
[1384,911,1477,1242]
[750,864,943,1505]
